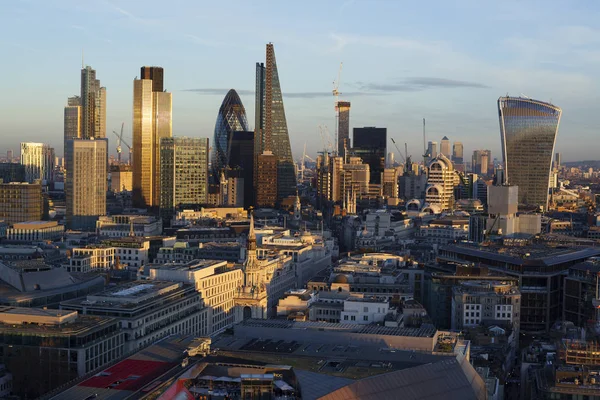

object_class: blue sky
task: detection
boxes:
[2,0,600,162]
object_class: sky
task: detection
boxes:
[1,0,600,163]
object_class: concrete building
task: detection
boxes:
[340,296,390,324]
[156,241,245,264]
[144,259,243,335]
[440,136,451,158]
[6,220,63,242]
[451,280,521,333]
[486,185,542,236]
[102,237,152,275]
[109,164,133,192]
[0,306,123,398]
[65,138,108,231]
[96,215,162,238]
[417,216,469,245]
[276,288,316,317]
[439,242,600,332]
[61,281,208,352]
[66,246,116,272]
[425,154,460,212]
[0,182,43,224]
[20,142,55,184]
[0,162,25,183]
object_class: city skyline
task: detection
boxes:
[2,1,600,162]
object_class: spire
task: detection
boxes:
[248,212,256,251]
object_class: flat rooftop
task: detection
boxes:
[238,319,436,338]
[0,305,77,323]
[11,220,60,229]
[148,259,226,271]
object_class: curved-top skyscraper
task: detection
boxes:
[212,89,249,180]
[498,96,561,210]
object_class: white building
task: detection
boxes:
[425,154,460,212]
[61,281,208,352]
[144,259,243,335]
[340,297,390,324]
[67,246,115,272]
[96,215,162,238]
[20,142,55,184]
[417,216,469,245]
[7,221,64,242]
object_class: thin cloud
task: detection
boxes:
[184,89,254,96]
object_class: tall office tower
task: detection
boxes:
[472,149,491,176]
[386,152,395,168]
[211,89,249,182]
[132,66,173,208]
[555,152,561,169]
[228,131,255,208]
[80,66,106,139]
[140,66,164,92]
[340,157,370,202]
[425,154,460,212]
[256,152,278,207]
[0,182,43,224]
[160,137,209,220]
[382,167,399,199]
[254,43,296,203]
[440,136,451,157]
[6,150,13,160]
[337,101,351,156]
[351,127,386,184]
[64,96,82,144]
[427,141,438,161]
[452,141,463,164]
[65,138,108,230]
[498,97,561,210]
[20,142,55,184]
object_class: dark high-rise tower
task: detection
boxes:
[351,127,386,184]
[228,131,255,209]
[254,43,296,204]
[140,66,164,93]
[337,101,351,157]
[498,96,561,210]
[80,66,106,139]
[212,89,249,182]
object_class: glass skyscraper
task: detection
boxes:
[254,43,296,203]
[211,89,248,181]
[498,96,561,210]
[351,127,386,184]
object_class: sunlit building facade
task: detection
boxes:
[254,43,296,203]
[132,67,172,208]
[160,137,209,220]
[498,96,561,210]
[20,142,55,184]
[80,66,106,139]
[211,89,249,181]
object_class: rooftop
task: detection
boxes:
[148,259,226,272]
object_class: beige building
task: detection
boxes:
[67,246,115,273]
[110,164,132,192]
[7,221,64,242]
[132,68,172,208]
[20,142,55,184]
[0,182,43,224]
[64,96,82,144]
[65,138,107,231]
[425,154,460,213]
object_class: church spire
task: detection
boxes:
[248,212,256,251]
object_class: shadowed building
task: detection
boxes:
[80,65,106,139]
[498,96,561,210]
[211,90,249,183]
[337,101,351,157]
[228,130,255,208]
[351,127,386,185]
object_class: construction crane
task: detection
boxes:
[332,62,343,155]
[299,142,307,182]
[390,138,407,164]
[422,118,429,175]
[111,123,132,165]
[318,125,334,153]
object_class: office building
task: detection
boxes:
[351,127,386,184]
[427,141,438,160]
[0,182,43,224]
[337,100,351,156]
[472,149,491,176]
[0,306,123,398]
[425,154,459,212]
[65,138,108,231]
[211,89,249,181]
[452,141,463,164]
[440,136,451,157]
[20,142,55,184]
[254,43,296,202]
[64,95,82,144]
[61,281,208,352]
[7,221,64,242]
[256,152,278,207]
[451,280,521,333]
[110,164,133,192]
[228,130,255,208]
[498,96,561,210]
[80,65,106,139]
[159,137,209,220]
[140,65,163,92]
[0,163,25,183]
[132,66,173,208]
[382,167,399,199]
[96,215,162,238]
[555,152,561,169]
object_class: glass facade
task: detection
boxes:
[337,101,351,156]
[351,127,386,184]
[498,97,561,210]
[211,89,248,181]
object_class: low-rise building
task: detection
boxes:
[451,280,521,333]
[156,241,245,263]
[96,215,162,238]
[61,281,207,352]
[417,216,469,245]
[66,246,116,272]
[0,182,43,224]
[0,306,124,399]
[6,220,64,242]
[143,260,243,335]
[340,296,390,324]
[276,289,315,317]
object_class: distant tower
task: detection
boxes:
[80,66,106,139]
[337,101,351,156]
[294,192,301,221]
[452,141,463,164]
[440,136,451,157]
[20,142,55,184]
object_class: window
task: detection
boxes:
[363,316,368,321]
[351,316,356,321]
[363,307,368,312]
[344,315,348,320]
